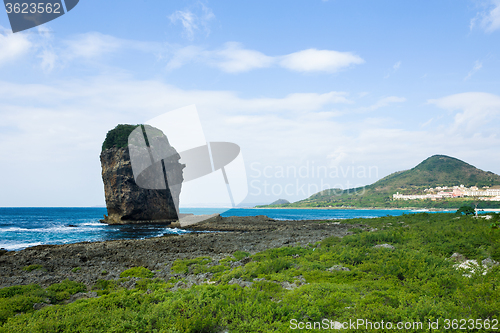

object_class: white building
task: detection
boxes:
[393,186,500,201]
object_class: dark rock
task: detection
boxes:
[33,302,51,310]
[482,257,499,267]
[0,216,358,289]
[373,243,395,250]
[67,292,98,303]
[327,265,350,272]
[228,278,253,288]
[100,125,184,224]
[450,253,466,263]
[172,280,191,291]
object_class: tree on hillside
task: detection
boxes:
[456,205,475,216]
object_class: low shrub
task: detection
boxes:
[120,267,154,279]
[171,257,211,274]
[22,265,44,272]
[2,213,500,332]
[46,279,86,302]
[233,251,250,261]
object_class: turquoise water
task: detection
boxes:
[0,207,454,251]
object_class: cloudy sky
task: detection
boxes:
[1,0,500,207]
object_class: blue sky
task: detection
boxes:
[1,0,500,206]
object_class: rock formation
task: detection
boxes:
[100,124,184,224]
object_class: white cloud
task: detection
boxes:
[63,32,123,59]
[166,43,365,74]
[212,42,274,73]
[166,42,274,73]
[0,76,358,205]
[384,61,402,78]
[165,45,205,70]
[428,92,500,134]
[356,96,406,112]
[21,31,164,72]
[470,0,500,32]
[0,29,32,66]
[169,3,215,40]
[279,49,364,73]
[169,10,198,40]
[36,26,54,39]
[38,49,57,72]
[464,60,483,81]
[4,28,362,75]
[1,74,499,205]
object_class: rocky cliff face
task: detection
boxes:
[100,125,184,224]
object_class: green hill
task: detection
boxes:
[265,155,500,209]
[374,155,500,188]
[269,199,290,206]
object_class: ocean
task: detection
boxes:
[0,207,454,251]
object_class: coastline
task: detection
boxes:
[2,208,497,286]
[250,206,457,211]
[0,215,361,289]
[250,206,500,212]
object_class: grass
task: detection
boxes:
[22,264,45,272]
[171,256,212,274]
[120,267,154,279]
[1,213,499,332]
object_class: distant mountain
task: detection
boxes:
[269,199,290,206]
[274,155,500,209]
[373,155,500,188]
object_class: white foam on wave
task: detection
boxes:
[1,226,75,233]
[0,227,31,232]
[138,227,192,239]
[0,223,105,233]
[165,227,191,234]
[0,241,42,251]
[162,228,190,237]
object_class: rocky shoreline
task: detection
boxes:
[0,215,362,289]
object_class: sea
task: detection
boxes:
[0,207,456,251]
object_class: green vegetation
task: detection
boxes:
[71,267,81,273]
[0,280,86,325]
[1,213,499,332]
[233,250,250,261]
[120,267,154,279]
[45,280,87,303]
[101,124,140,151]
[456,205,476,216]
[491,214,500,229]
[269,199,290,205]
[22,264,44,272]
[101,124,169,151]
[259,155,500,209]
[171,256,213,274]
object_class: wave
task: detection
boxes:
[0,224,103,233]
[162,228,191,235]
[0,241,43,251]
